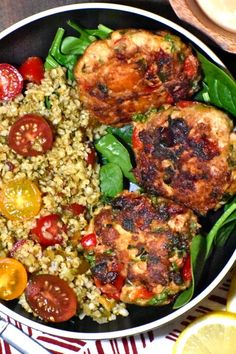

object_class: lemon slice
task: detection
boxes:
[173,311,236,354]
[227,270,236,313]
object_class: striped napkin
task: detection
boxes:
[0,270,232,354]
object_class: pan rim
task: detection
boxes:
[0,1,234,340]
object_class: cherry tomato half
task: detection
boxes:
[31,214,65,246]
[81,233,97,250]
[0,179,41,221]
[25,274,77,322]
[19,57,44,85]
[0,63,23,101]
[8,114,53,157]
[182,255,192,281]
[0,258,27,300]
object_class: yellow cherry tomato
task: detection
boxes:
[0,178,41,221]
[0,258,28,300]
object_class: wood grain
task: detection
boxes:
[169,0,236,53]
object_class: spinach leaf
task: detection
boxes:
[61,36,92,55]
[45,28,78,80]
[173,234,207,309]
[45,22,112,80]
[67,21,112,40]
[100,163,123,197]
[173,198,236,309]
[205,201,236,259]
[95,134,136,183]
[106,124,133,147]
[195,52,236,116]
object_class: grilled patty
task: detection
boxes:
[132,102,236,214]
[74,29,201,126]
[87,191,199,306]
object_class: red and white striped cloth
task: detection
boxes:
[0,271,233,354]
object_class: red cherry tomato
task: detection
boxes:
[30,214,65,246]
[64,203,86,216]
[0,63,23,101]
[8,114,53,157]
[25,274,77,322]
[132,127,143,150]
[19,57,44,85]
[86,146,96,166]
[182,255,192,281]
[81,233,97,250]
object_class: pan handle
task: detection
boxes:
[0,319,51,354]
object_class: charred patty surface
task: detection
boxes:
[133,102,236,214]
[87,191,199,306]
[74,29,201,125]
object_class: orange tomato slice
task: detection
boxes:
[0,178,41,221]
[0,258,28,300]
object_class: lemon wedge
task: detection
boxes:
[172,311,236,354]
[227,270,236,313]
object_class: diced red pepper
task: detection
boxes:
[183,54,198,78]
[64,203,86,216]
[176,100,194,108]
[132,127,143,150]
[182,255,192,281]
[81,233,97,250]
[133,286,154,300]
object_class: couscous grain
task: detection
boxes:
[0,66,128,323]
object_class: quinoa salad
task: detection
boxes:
[0,66,128,323]
[0,22,236,326]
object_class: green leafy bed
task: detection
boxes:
[45,21,236,309]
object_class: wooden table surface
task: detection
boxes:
[0,0,171,32]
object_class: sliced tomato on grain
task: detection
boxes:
[0,63,23,101]
[64,203,86,216]
[0,178,41,221]
[19,56,44,84]
[8,114,53,157]
[0,258,27,300]
[31,214,65,246]
[25,274,77,322]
